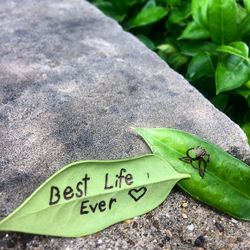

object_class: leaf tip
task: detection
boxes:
[181,173,191,179]
[216,89,221,95]
[130,127,144,133]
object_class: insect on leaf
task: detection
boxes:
[0,155,189,237]
[135,128,250,221]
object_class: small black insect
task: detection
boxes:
[179,146,210,178]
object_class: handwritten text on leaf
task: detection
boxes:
[0,155,189,237]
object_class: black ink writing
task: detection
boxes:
[82,174,90,196]
[104,174,113,189]
[179,146,210,179]
[49,186,60,205]
[80,198,117,215]
[128,187,147,202]
[49,174,90,205]
[104,168,134,190]
[76,181,83,198]
[63,186,74,200]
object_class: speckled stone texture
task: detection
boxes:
[0,0,249,249]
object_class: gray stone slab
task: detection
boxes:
[0,0,249,249]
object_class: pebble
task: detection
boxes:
[163,236,170,242]
[182,213,188,219]
[187,224,194,231]
[127,238,135,246]
[215,222,224,232]
[194,235,205,247]
[152,220,160,229]
[165,213,170,218]
[166,229,173,238]
[231,218,238,224]
[229,237,237,244]
[181,202,188,208]
[146,213,153,220]
[132,221,138,229]
[33,247,41,250]
[237,237,243,242]
[124,219,131,224]
[6,239,16,248]
[153,246,161,250]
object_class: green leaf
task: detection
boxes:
[242,123,250,144]
[142,0,156,9]
[245,79,250,88]
[168,2,191,25]
[127,5,168,29]
[236,86,250,99]
[166,0,182,6]
[92,1,126,22]
[207,0,237,44]
[186,52,215,80]
[210,94,229,112]
[243,110,250,123]
[237,3,248,24]
[179,21,210,40]
[135,128,250,221]
[243,0,250,12]
[136,34,156,50]
[109,0,140,13]
[240,15,250,38]
[217,42,249,61]
[192,0,210,27]
[0,155,189,237]
[215,54,250,94]
[158,51,188,70]
[157,44,177,54]
[180,41,218,57]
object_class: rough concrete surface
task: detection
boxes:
[0,0,249,249]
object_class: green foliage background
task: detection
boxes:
[89,0,250,143]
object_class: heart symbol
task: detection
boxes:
[128,187,147,202]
